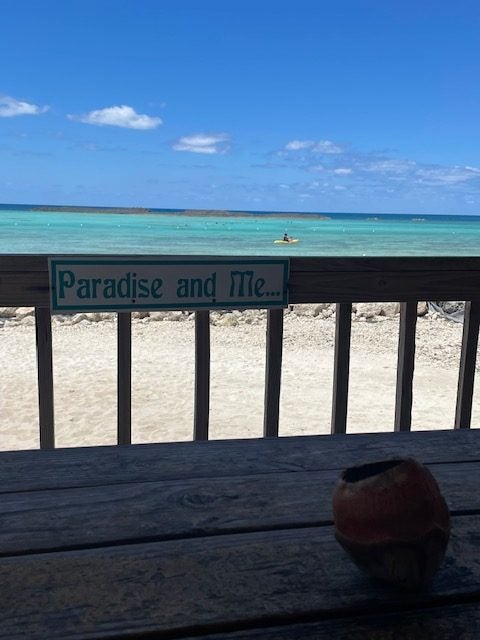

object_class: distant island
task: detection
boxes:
[29,205,331,219]
[31,205,154,214]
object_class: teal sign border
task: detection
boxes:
[49,257,290,312]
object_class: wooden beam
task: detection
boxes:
[331,303,352,434]
[263,309,284,437]
[5,256,480,305]
[455,301,480,429]
[117,312,132,445]
[194,311,210,441]
[34,307,55,449]
[394,301,418,432]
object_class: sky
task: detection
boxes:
[1,0,480,215]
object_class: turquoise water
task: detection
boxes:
[1,205,480,256]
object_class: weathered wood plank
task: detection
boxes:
[34,307,55,449]
[0,517,478,639]
[5,255,480,273]
[331,303,352,434]
[0,430,478,493]
[0,461,476,555]
[455,300,480,429]
[4,256,480,305]
[394,301,418,432]
[182,602,480,640]
[117,312,132,445]
[194,310,210,441]
[263,309,284,437]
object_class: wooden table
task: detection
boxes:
[1,429,479,639]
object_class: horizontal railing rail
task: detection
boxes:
[1,255,479,448]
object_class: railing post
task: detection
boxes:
[194,310,210,440]
[263,309,284,437]
[455,300,480,429]
[394,301,417,432]
[117,312,132,445]
[35,307,55,449]
[331,303,352,434]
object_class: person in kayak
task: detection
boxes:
[283,233,292,242]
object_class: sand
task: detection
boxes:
[1,306,478,452]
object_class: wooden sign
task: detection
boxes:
[49,257,289,312]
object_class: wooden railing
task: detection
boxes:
[1,255,480,448]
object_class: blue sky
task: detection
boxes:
[1,0,480,214]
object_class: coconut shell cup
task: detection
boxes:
[332,457,450,590]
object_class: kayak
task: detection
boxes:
[274,239,299,244]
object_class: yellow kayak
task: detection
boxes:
[274,238,299,244]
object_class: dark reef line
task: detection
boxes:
[30,205,331,219]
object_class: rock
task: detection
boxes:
[417,302,429,317]
[313,303,334,317]
[215,313,238,327]
[89,312,115,322]
[132,311,150,320]
[356,302,399,319]
[319,304,335,318]
[14,307,35,320]
[355,303,384,319]
[164,311,184,321]
[71,314,89,325]
[0,307,18,318]
[149,312,169,321]
[381,302,400,318]
[291,304,318,317]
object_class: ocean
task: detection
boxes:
[1,203,480,256]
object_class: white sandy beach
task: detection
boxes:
[0,305,478,451]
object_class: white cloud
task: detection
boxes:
[415,167,475,185]
[0,95,48,117]
[285,140,314,151]
[362,159,416,174]
[172,133,231,154]
[334,168,352,175]
[313,140,343,154]
[69,105,162,129]
[284,139,343,154]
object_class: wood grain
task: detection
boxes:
[181,602,480,640]
[0,430,479,493]
[0,517,478,639]
[0,461,476,556]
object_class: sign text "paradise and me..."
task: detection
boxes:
[49,258,289,312]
